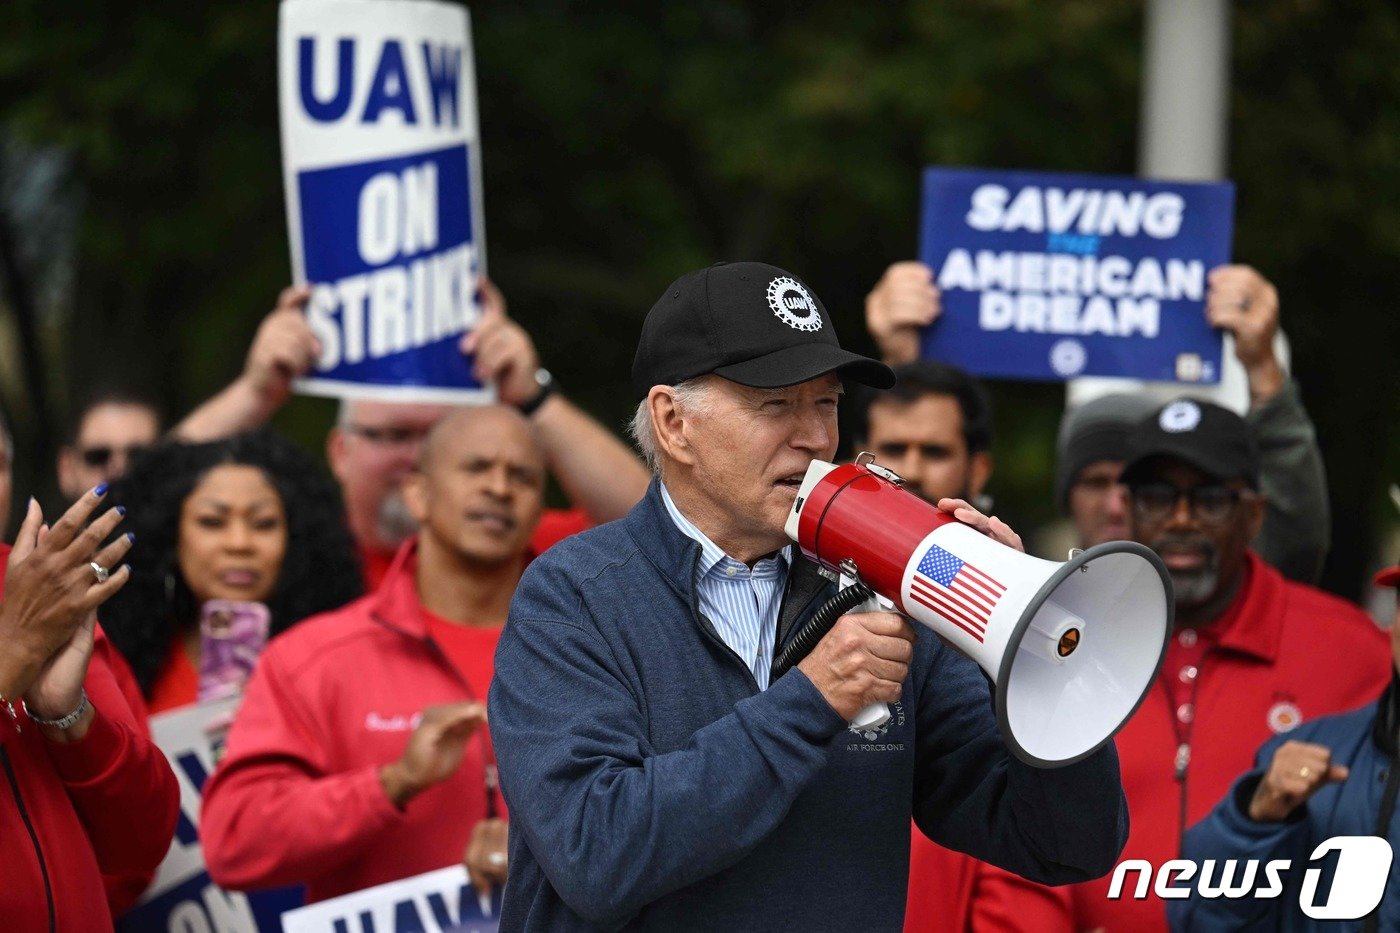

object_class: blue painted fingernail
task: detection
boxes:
[116,505,127,517]
[94,483,108,497]
[126,531,136,543]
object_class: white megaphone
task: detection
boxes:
[782,455,1173,768]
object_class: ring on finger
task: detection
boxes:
[1300,765,1312,779]
[90,562,110,584]
[487,852,507,867]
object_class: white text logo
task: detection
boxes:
[1107,837,1392,920]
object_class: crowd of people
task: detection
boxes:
[0,256,1394,931]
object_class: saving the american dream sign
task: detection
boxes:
[279,0,490,402]
[918,167,1235,384]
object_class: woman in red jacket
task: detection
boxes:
[0,488,179,931]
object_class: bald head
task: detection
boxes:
[404,405,546,567]
[419,405,544,473]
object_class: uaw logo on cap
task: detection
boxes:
[766,276,823,333]
[1160,400,1203,433]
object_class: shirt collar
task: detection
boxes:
[659,482,791,576]
[1211,552,1281,662]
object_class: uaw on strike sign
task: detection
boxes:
[118,698,302,932]
[919,167,1235,384]
[280,0,489,402]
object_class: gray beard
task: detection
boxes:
[1169,565,1221,607]
[1151,534,1221,610]
[375,491,420,547]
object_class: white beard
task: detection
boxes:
[375,491,420,546]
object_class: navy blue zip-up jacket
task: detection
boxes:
[489,480,1129,931]
[1173,700,1400,931]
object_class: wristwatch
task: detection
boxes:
[24,690,89,731]
[518,368,556,417]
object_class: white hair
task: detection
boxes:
[629,377,718,474]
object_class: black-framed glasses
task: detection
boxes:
[1129,482,1246,526]
[79,445,150,468]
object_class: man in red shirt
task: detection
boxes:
[972,398,1390,931]
[201,404,546,904]
[174,279,649,588]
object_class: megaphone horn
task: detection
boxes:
[780,456,1173,768]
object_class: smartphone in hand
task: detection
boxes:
[197,600,271,704]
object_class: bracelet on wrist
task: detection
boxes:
[23,690,89,731]
[0,692,20,732]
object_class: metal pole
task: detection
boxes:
[1139,0,1232,181]
[1068,0,1249,410]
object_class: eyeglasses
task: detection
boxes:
[344,424,431,448]
[1129,483,1247,526]
[79,445,150,469]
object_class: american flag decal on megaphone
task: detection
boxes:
[909,544,1007,644]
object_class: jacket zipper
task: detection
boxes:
[3,746,57,933]
[418,633,501,816]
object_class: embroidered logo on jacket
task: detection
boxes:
[846,701,906,750]
[365,711,423,732]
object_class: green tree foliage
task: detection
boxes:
[0,1,1395,593]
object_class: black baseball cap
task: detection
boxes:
[632,262,895,399]
[1119,398,1260,488]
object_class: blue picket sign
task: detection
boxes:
[918,167,1234,384]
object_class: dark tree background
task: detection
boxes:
[0,1,1395,598]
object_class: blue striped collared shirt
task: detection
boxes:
[660,483,789,689]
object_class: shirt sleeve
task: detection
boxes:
[91,629,166,917]
[1247,379,1330,585]
[489,613,849,929]
[528,508,591,558]
[43,634,180,878]
[908,646,1129,886]
[199,645,404,891]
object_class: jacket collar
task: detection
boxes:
[369,536,429,640]
[625,477,703,600]
[1211,551,1284,663]
[624,476,834,648]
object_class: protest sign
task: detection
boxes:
[918,167,1234,383]
[280,866,500,933]
[279,0,489,402]
[117,698,303,933]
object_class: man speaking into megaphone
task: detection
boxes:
[488,262,1130,932]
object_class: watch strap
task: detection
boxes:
[518,368,557,417]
